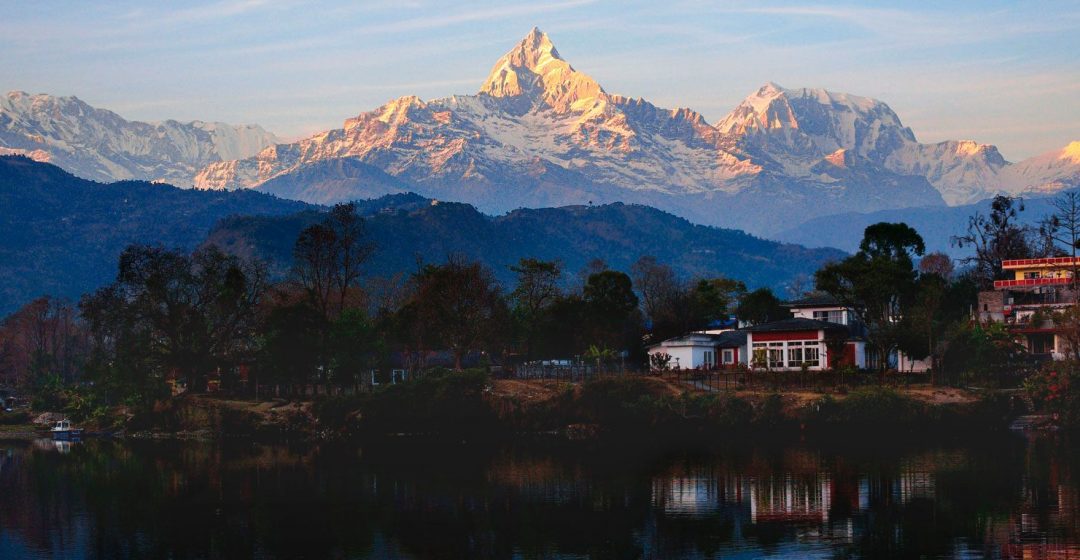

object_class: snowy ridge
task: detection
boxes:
[0,91,279,185]
[4,27,1075,234]
[193,28,1079,222]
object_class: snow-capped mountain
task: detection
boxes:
[191,28,1078,234]
[0,91,279,185]
[1002,141,1080,195]
[7,28,1074,235]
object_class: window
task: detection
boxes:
[1024,271,1042,279]
[813,310,846,324]
[787,344,803,365]
[722,349,734,364]
[703,350,715,368]
[768,342,785,368]
[803,344,821,367]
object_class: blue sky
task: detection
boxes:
[2,0,1077,159]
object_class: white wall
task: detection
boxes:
[648,345,714,369]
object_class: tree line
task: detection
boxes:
[4,190,1080,410]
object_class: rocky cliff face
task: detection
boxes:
[0,91,279,186]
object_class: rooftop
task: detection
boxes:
[1001,257,1080,269]
[744,318,850,333]
[784,293,841,308]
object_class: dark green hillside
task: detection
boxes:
[207,198,846,290]
[0,156,310,313]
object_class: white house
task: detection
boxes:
[745,318,866,371]
[647,331,747,369]
[786,293,930,372]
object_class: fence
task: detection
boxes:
[660,367,932,392]
[508,362,634,382]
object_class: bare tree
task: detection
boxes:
[952,195,1033,289]
[293,203,375,317]
[630,256,679,324]
[1039,191,1080,300]
[918,252,955,279]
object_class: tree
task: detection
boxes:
[583,270,641,352]
[1053,305,1080,361]
[81,244,266,398]
[1038,191,1080,299]
[292,203,374,317]
[816,222,925,371]
[412,257,509,369]
[328,308,383,387]
[0,297,86,388]
[293,223,337,317]
[257,300,326,392]
[326,202,376,313]
[918,252,955,279]
[509,258,562,359]
[953,195,1034,289]
[736,288,785,326]
[631,256,679,324]
[691,277,745,327]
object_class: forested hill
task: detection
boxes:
[0,155,844,315]
[0,156,310,313]
[206,198,846,292]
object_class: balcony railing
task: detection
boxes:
[993,277,1071,289]
[1002,257,1080,269]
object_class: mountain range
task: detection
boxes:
[2,28,1076,238]
[0,156,842,314]
[189,28,1079,235]
[0,90,279,185]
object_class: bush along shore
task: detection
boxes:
[24,369,1024,444]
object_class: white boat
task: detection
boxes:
[51,419,83,439]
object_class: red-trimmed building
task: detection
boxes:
[746,318,866,371]
[647,309,868,372]
[979,257,1079,360]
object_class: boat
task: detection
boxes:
[50,419,83,440]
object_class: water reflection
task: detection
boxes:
[0,435,1078,558]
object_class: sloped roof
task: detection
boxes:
[655,330,746,348]
[714,330,747,348]
[784,293,841,308]
[744,318,849,333]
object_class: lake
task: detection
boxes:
[0,434,1076,559]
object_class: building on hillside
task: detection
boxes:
[978,257,1080,359]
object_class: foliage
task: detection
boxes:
[408,257,510,369]
[649,352,672,372]
[939,322,1033,386]
[79,244,266,404]
[0,296,86,389]
[291,202,374,317]
[509,258,562,359]
[952,195,1036,289]
[736,287,785,325]
[1025,361,1080,427]
[816,222,925,370]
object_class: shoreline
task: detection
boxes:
[4,376,1036,445]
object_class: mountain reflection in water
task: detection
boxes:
[0,436,1077,559]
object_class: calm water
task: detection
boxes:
[0,434,1077,559]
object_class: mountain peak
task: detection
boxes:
[478,28,604,112]
[1062,140,1080,164]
